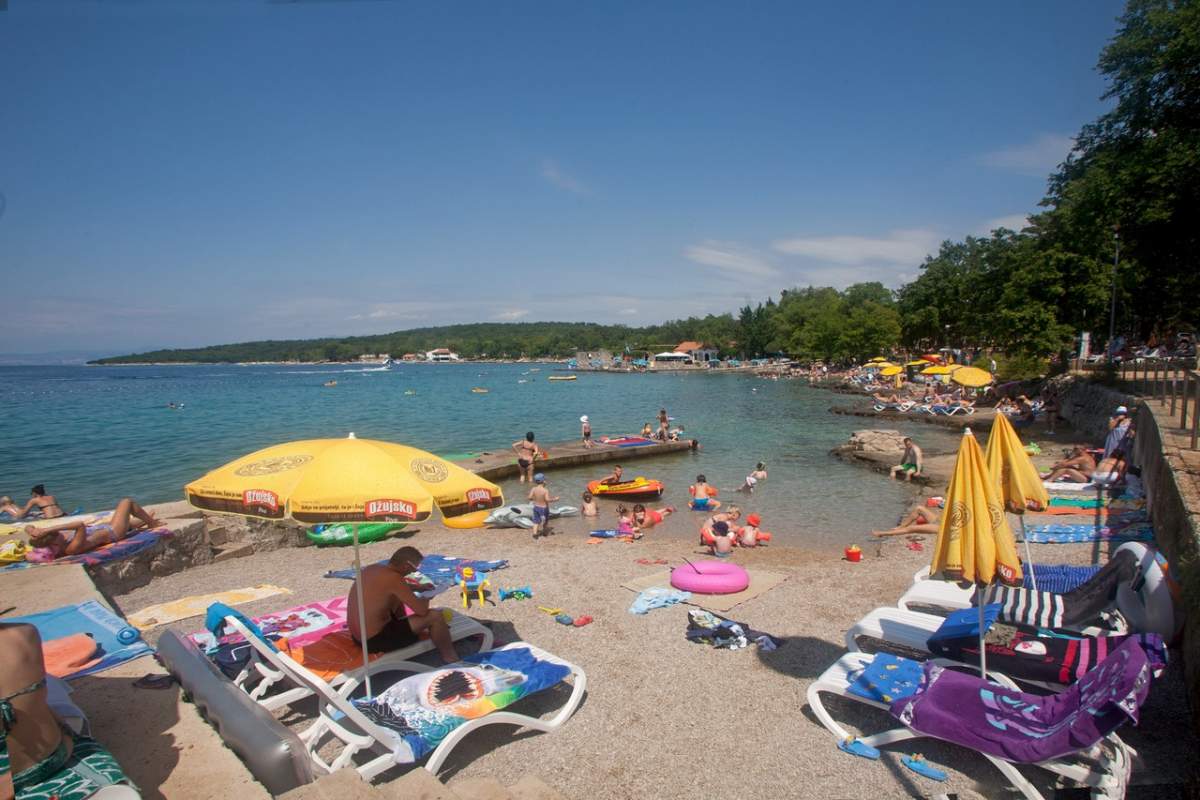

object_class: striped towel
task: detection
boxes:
[983,585,1067,629]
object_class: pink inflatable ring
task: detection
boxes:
[670,561,749,594]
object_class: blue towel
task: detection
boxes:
[629,587,691,615]
[1023,524,1155,544]
[927,604,1002,644]
[1021,563,1103,593]
[847,652,923,703]
[324,554,509,598]
[205,602,277,652]
[8,600,151,679]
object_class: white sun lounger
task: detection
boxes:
[227,611,494,711]
[898,571,973,614]
[845,606,946,654]
[806,652,1136,800]
[224,622,587,781]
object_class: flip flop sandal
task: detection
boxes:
[838,737,880,760]
[572,615,593,627]
[902,755,947,781]
[133,674,176,690]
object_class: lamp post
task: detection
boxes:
[1108,226,1119,364]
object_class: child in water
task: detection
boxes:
[632,503,676,531]
[708,520,735,556]
[616,505,641,539]
[581,491,599,517]
[689,474,717,510]
[739,512,765,547]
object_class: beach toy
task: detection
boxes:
[555,613,574,625]
[844,545,863,562]
[669,561,749,594]
[573,615,593,627]
[458,566,490,609]
[0,540,28,563]
[499,586,532,601]
[537,606,563,616]
[587,477,665,500]
[443,510,491,529]
[306,522,405,547]
[901,755,947,781]
[116,627,140,645]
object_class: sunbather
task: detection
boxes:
[1041,447,1096,479]
[25,497,161,557]
[1,622,66,797]
[873,504,941,536]
[347,545,459,664]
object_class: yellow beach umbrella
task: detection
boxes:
[985,412,1050,590]
[186,434,504,695]
[905,360,927,367]
[921,365,951,375]
[868,357,888,363]
[880,365,903,377]
[930,427,1023,676]
[950,366,993,388]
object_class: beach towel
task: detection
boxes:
[847,652,924,704]
[7,600,151,680]
[324,554,509,598]
[0,528,172,572]
[629,587,691,614]
[127,584,290,630]
[41,634,102,679]
[928,625,1166,686]
[1042,481,1096,492]
[1022,523,1155,544]
[352,645,571,762]
[1047,497,1144,511]
[890,637,1151,764]
[1036,504,1147,518]
[981,550,1138,633]
[1022,563,1102,593]
[189,596,349,652]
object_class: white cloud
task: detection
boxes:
[539,159,589,195]
[616,307,638,316]
[493,308,530,321]
[772,229,939,267]
[347,302,432,321]
[684,240,778,278]
[979,133,1074,175]
[979,214,1031,235]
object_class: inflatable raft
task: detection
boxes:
[587,477,665,500]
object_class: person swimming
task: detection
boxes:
[689,474,716,509]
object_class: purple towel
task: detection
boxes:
[890,637,1151,764]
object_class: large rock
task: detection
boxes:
[843,429,907,455]
[89,518,211,595]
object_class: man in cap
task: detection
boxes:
[580,415,593,448]
[528,473,558,539]
[347,545,458,663]
[1104,406,1131,459]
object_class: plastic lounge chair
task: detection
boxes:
[806,640,1150,800]
[225,612,494,711]
[250,638,586,780]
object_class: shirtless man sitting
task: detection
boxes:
[26,497,160,558]
[1041,447,1096,480]
[347,546,458,663]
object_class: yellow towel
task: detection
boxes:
[128,584,291,630]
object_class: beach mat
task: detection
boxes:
[128,584,291,630]
[7,600,151,680]
[325,554,509,598]
[0,528,172,572]
[188,595,349,652]
[1022,524,1155,544]
[622,568,787,613]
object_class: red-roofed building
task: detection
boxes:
[676,341,719,363]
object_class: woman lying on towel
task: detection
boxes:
[0,623,134,798]
[872,503,941,537]
[25,497,161,558]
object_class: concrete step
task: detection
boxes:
[450,777,512,800]
[508,775,567,800]
[278,768,393,799]
[212,541,255,562]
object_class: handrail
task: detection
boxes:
[1114,357,1200,450]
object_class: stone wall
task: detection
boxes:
[1048,373,1137,442]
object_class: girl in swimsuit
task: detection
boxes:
[26,497,161,558]
[4,485,64,520]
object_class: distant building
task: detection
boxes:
[401,353,421,361]
[358,353,391,363]
[426,348,460,362]
[676,341,719,363]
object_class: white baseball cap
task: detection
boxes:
[580,415,589,422]
[1115,406,1128,415]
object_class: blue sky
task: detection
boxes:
[1,0,1125,356]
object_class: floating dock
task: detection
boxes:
[457,438,695,480]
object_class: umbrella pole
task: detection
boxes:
[1019,515,1036,592]
[978,591,988,680]
[352,523,373,698]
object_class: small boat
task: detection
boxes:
[471,387,489,394]
[586,477,665,500]
[403,389,416,396]
[323,380,338,387]
[528,368,541,372]
[548,375,577,382]
[517,379,528,384]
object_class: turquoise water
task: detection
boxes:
[0,364,958,549]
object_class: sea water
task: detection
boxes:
[0,364,959,549]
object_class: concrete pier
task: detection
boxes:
[456,438,694,480]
